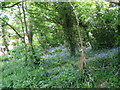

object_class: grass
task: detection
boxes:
[1,46,119,88]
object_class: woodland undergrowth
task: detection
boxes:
[1,46,119,88]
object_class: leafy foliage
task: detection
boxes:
[1,46,119,88]
[0,1,119,88]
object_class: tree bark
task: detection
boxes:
[22,2,40,64]
[1,23,9,55]
[61,4,76,56]
[17,4,28,64]
[70,3,86,71]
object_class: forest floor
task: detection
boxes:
[41,46,119,64]
[1,45,119,88]
[86,46,119,60]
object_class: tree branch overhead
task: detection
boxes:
[0,0,27,8]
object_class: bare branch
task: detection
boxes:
[0,0,27,8]
[0,18,24,39]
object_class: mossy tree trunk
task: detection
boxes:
[57,3,76,56]
[63,13,76,56]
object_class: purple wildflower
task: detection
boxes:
[61,53,69,56]
[48,70,55,74]
[57,58,62,61]
[40,56,45,58]
[50,47,61,49]
[52,75,62,80]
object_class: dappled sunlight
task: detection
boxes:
[1,1,119,88]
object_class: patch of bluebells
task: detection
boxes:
[88,47,119,60]
[48,70,56,74]
[45,54,58,59]
[51,47,61,49]
[111,48,118,52]
[48,46,62,52]
[42,46,61,51]
[40,56,45,58]
[40,46,71,61]
[56,58,62,61]
[51,75,62,80]
[55,67,62,70]
[61,52,70,56]
[47,52,70,61]
[95,53,108,57]
[24,80,31,83]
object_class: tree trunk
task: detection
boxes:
[70,3,86,71]
[17,4,28,64]
[62,5,76,56]
[22,2,40,64]
[63,26,76,56]
[1,23,9,55]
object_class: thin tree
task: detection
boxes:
[1,23,9,55]
[70,3,86,71]
[22,2,40,64]
[17,4,28,64]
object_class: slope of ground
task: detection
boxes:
[1,46,119,88]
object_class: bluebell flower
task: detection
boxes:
[71,56,74,58]
[24,80,31,83]
[57,58,62,61]
[50,46,61,49]
[61,53,69,56]
[61,53,66,56]
[48,70,55,74]
[87,47,119,61]
[40,56,45,58]
[95,53,98,56]
[52,75,62,80]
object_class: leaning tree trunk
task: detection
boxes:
[70,3,86,71]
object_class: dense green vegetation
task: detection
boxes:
[1,46,119,88]
[0,0,119,88]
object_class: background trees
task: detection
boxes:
[0,0,119,88]
[0,0,119,65]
